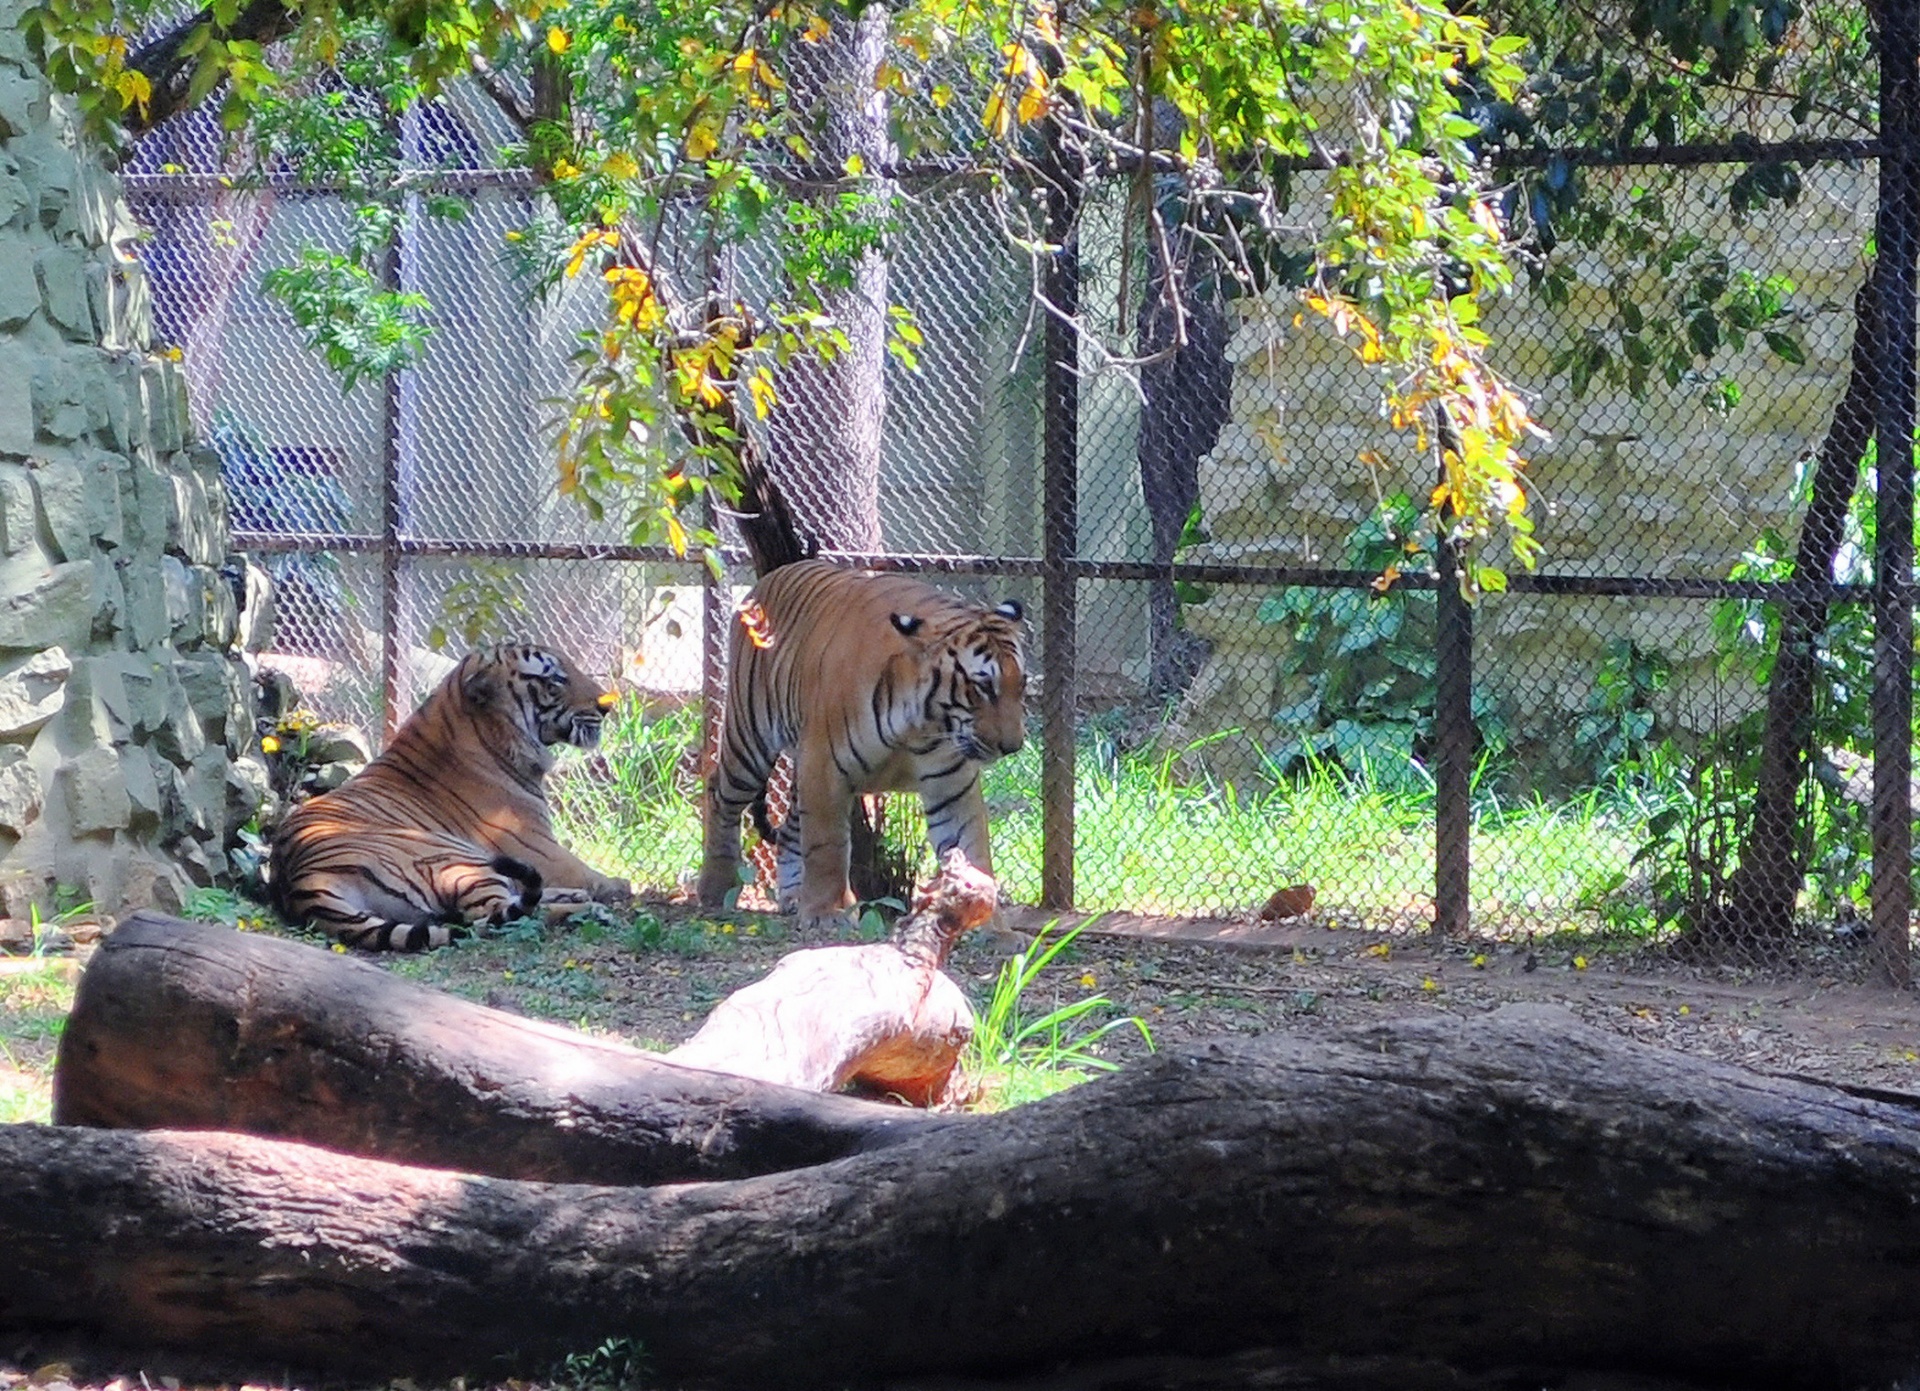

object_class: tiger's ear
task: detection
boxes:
[461,659,505,711]
[995,599,1025,622]
[890,612,924,637]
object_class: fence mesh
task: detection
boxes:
[124,81,1920,979]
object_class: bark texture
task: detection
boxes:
[1703,269,1880,947]
[14,1006,1920,1389]
[52,912,944,1184]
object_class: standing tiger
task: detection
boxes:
[269,643,633,950]
[697,456,1028,928]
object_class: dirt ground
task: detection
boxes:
[360,893,1920,1094]
[6,895,1920,1391]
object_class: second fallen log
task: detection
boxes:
[52,912,947,1183]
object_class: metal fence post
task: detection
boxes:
[379,217,404,746]
[1872,0,1919,988]
[1040,135,1081,911]
[1432,433,1472,939]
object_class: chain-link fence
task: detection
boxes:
[125,53,1920,981]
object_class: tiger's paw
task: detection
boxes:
[795,909,859,937]
[589,875,633,907]
[695,867,738,910]
[536,887,595,924]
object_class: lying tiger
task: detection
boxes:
[698,455,1028,929]
[269,643,633,950]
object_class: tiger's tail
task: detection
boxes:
[728,447,816,579]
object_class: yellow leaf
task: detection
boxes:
[843,152,865,177]
[685,120,719,160]
[546,25,569,52]
[1016,79,1048,124]
[747,372,778,420]
[1365,941,1391,959]
[802,13,831,42]
[732,46,756,73]
[603,151,639,181]
[1573,955,1588,970]
[115,68,152,117]
[982,89,1011,139]
[756,58,785,91]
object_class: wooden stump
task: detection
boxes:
[666,848,999,1103]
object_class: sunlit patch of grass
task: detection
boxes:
[0,962,76,1124]
[549,702,704,892]
[962,918,1151,1111]
[975,736,1651,934]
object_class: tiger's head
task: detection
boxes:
[458,643,618,755]
[894,599,1028,764]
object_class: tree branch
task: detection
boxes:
[127,0,298,134]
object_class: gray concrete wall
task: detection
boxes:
[0,17,264,921]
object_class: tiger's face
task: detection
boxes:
[462,644,618,751]
[946,613,1027,764]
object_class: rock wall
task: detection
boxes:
[1173,162,1871,788]
[0,23,263,921]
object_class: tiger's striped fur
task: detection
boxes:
[697,557,1027,928]
[268,643,632,950]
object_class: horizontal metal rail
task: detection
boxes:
[231,531,1877,602]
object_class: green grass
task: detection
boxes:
[980,738,1648,933]
[0,963,75,1123]
[965,917,1153,1108]
[550,702,705,892]
[561,708,1658,939]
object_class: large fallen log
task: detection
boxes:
[12,1006,1920,1389]
[52,912,945,1183]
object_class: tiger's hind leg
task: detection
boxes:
[287,833,543,951]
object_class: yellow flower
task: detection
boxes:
[503,970,515,981]
[330,943,346,953]
[564,959,577,969]
[1470,953,1486,968]
[546,25,570,52]
[1365,942,1391,959]
[1678,1004,1690,1016]
[1421,977,1439,991]
[260,734,280,754]
[721,923,736,935]
[1079,972,1096,989]
[1573,955,1588,970]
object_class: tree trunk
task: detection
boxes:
[1137,234,1231,702]
[1700,268,1881,947]
[52,912,945,1185]
[12,1006,1920,1388]
[765,4,891,553]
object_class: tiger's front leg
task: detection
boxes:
[920,764,993,875]
[699,782,748,909]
